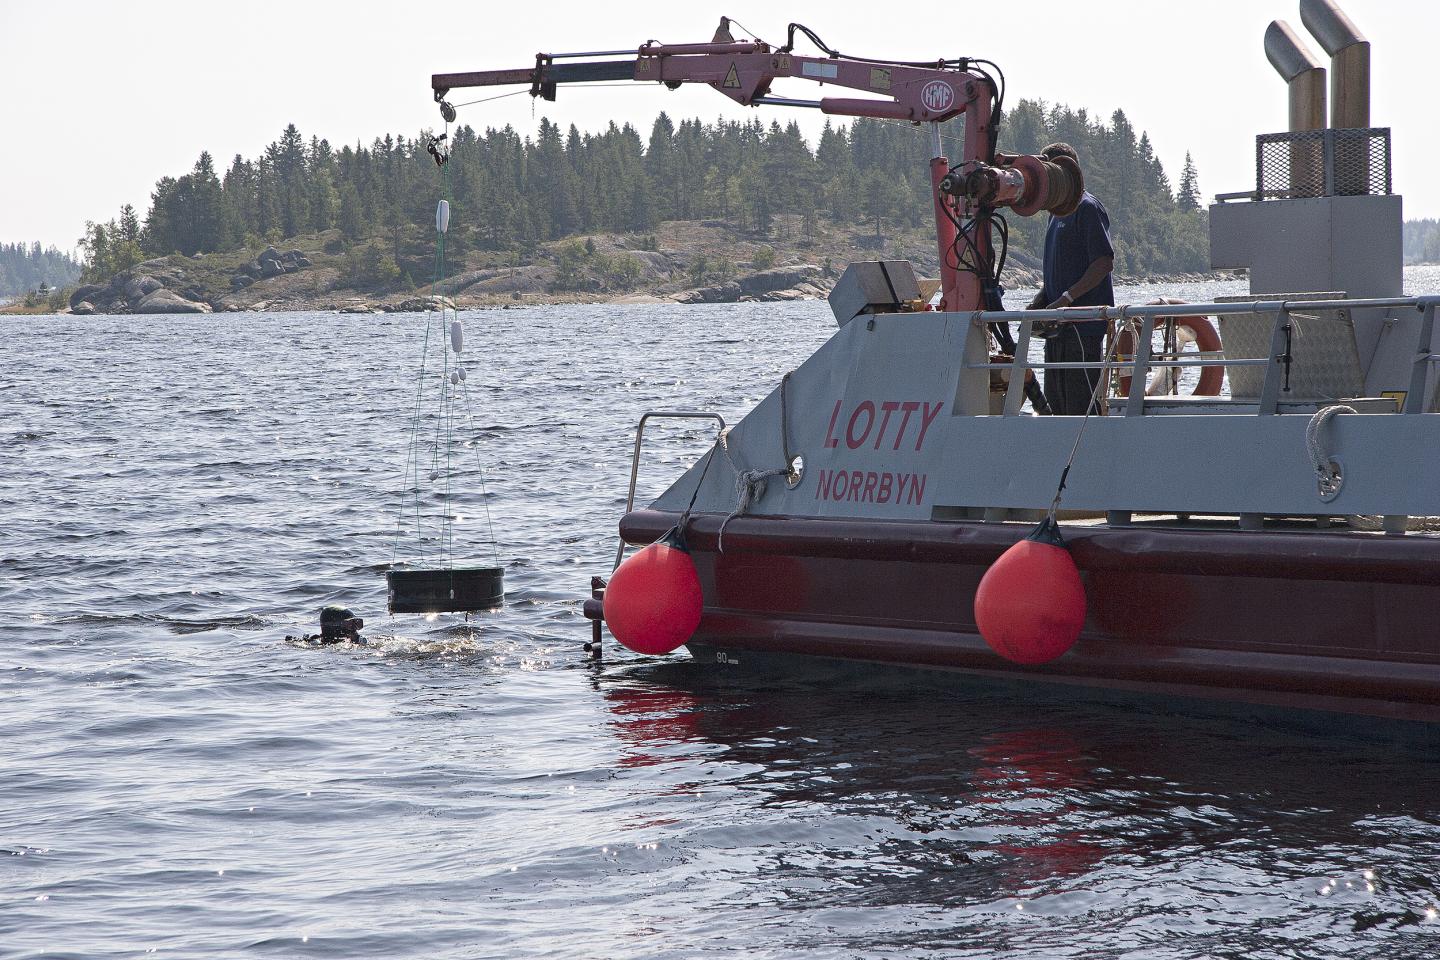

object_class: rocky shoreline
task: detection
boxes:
[63,256,848,316]
[59,263,1236,316]
[51,226,1238,317]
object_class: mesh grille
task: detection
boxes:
[1255,128,1391,200]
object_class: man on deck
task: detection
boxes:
[1029,142,1115,415]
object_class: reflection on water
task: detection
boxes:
[4,276,1440,958]
[598,662,1440,956]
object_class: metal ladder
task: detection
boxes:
[613,410,727,570]
[584,410,726,661]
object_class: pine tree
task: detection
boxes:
[118,205,140,245]
[191,151,226,252]
[112,205,143,272]
[142,177,180,255]
[337,181,365,239]
[78,221,113,283]
[271,124,310,237]
[1177,152,1201,211]
[222,155,257,246]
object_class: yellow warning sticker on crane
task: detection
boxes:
[723,63,741,89]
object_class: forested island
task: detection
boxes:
[52,100,1223,314]
[0,244,80,306]
[1404,220,1440,264]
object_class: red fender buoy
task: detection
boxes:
[603,526,703,655]
[974,517,1086,665]
[1115,298,1224,397]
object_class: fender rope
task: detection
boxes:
[1048,312,1124,521]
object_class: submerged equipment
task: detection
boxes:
[389,149,504,615]
[388,567,505,613]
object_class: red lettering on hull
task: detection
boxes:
[823,399,842,449]
[915,402,943,451]
[846,402,876,449]
[818,398,946,455]
[813,469,929,506]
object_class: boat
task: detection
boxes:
[432,2,1440,722]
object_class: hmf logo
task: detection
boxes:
[921,80,955,113]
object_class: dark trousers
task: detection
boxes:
[1042,329,1106,415]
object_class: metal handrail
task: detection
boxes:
[614,410,726,570]
[971,296,1440,418]
[971,359,1268,370]
[966,295,1436,327]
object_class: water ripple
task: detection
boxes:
[5,285,1440,958]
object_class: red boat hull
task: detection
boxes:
[617,509,1440,722]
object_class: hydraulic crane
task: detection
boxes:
[430,19,1083,316]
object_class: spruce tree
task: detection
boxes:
[338,182,366,239]
[1177,152,1201,211]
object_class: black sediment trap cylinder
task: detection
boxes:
[387,566,505,614]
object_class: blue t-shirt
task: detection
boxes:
[1042,192,1114,336]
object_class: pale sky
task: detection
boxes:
[2,0,1436,253]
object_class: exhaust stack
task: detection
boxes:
[1299,0,1369,129]
[1264,21,1326,132]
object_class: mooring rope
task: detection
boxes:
[1305,403,1356,500]
[436,140,455,568]
[394,117,474,569]
[391,315,434,565]
[717,431,790,554]
[716,372,796,552]
[456,378,503,568]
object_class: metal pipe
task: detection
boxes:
[1300,0,1370,128]
[968,296,1435,324]
[967,360,1269,371]
[820,98,916,121]
[638,41,766,56]
[544,49,646,59]
[1264,21,1327,132]
[752,96,822,109]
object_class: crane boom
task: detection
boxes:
[432,41,984,125]
[430,22,1081,314]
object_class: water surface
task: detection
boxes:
[6,272,1440,958]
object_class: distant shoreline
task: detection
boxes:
[3,269,1248,318]
[25,212,1248,319]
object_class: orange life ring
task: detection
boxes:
[1115,298,1223,397]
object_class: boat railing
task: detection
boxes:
[615,410,726,569]
[966,295,1440,417]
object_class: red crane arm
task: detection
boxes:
[431,41,992,127]
[427,27,1077,315]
